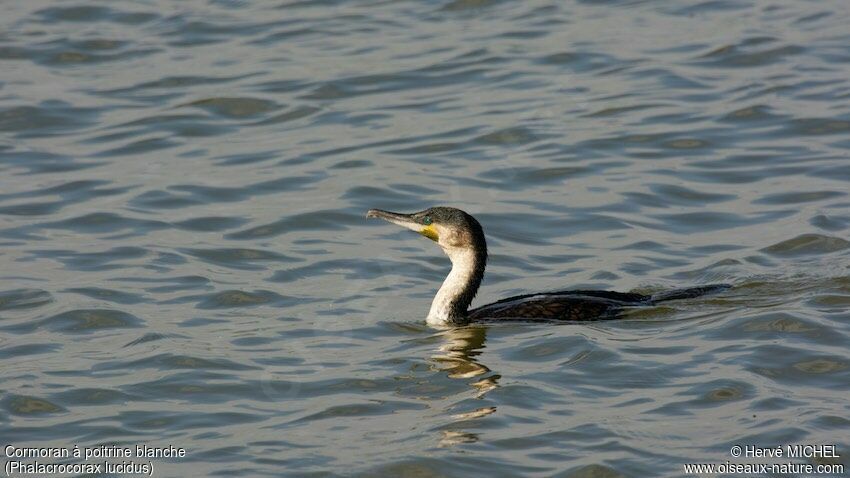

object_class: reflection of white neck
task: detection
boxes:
[427,247,478,327]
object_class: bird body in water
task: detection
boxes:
[367,207,729,327]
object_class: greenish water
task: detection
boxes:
[1,0,849,476]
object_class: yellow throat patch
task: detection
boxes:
[420,225,439,242]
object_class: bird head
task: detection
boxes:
[366,206,486,257]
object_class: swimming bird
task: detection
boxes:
[367,206,729,327]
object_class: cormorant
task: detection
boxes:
[367,206,729,327]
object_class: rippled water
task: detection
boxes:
[2,0,849,476]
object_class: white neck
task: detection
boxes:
[426,247,478,327]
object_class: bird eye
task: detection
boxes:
[423,216,432,225]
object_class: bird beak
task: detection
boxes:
[366,209,420,231]
[367,209,439,241]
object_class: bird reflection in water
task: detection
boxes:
[431,326,499,395]
[430,326,500,447]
